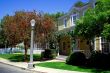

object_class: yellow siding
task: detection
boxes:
[58,18,64,30]
[79,40,89,50]
[95,37,100,51]
[58,15,72,31]
[77,38,91,57]
[58,25,64,30]
[66,15,71,27]
[59,36,72,55]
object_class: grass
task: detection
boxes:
[0,53,41,62]
[36,62,110,73]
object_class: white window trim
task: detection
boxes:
[99,37,102,51]
[63,18,67,28]
[70,14,77,26]
[94,37,102,51]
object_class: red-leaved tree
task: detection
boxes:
[3,10,55,61]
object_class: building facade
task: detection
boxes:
[57,0,96,56]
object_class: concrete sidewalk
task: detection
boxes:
[0,58,86,73]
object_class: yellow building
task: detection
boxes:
[57,0,96,56]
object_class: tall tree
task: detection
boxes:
[0,19,6,48]
[74,0,110,39]
[34,13,55,49]
[43,12,64,49]
[3,15,19,47]
[74,0,110,51]
[3,11,55,61]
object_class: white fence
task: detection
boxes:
[0,48,23,54]
[0,48,44,54]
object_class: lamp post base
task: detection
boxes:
[28,63,34,69]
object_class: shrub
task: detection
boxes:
[66,52,86,66]
[87,51,108,69]
[4,54,41,62]
[107,53,110,68]
[41,49,56,60]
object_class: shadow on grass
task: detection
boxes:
[9,55,24,62]
[78,66,110,73]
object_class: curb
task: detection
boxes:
[0,61,46,73]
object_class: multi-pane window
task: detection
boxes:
[63,18,67,28]
[70,14,77,26]
[101,38,110,53]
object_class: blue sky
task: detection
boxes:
[0,0,89,19]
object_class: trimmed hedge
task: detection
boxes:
[41,49,56,60]
[66,51,110,69]
[0,54,41,62]
[66,52,86,66]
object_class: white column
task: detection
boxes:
[99,37,102,51]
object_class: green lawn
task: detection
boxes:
[36,62,110,73]
[0,54,41,62]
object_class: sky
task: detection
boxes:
[0,0,89,19]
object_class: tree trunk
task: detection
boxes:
[24,41,28,62]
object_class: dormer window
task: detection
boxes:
[70,14,77,26]
[63,18,67,28]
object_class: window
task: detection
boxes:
[93,2,95,8]
[92,0,96,8]
[63,18,67,28]
[83,10,86,16]
[101,38,110,53]
[70,14,77,26]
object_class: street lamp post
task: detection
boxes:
[28,19,35,69]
